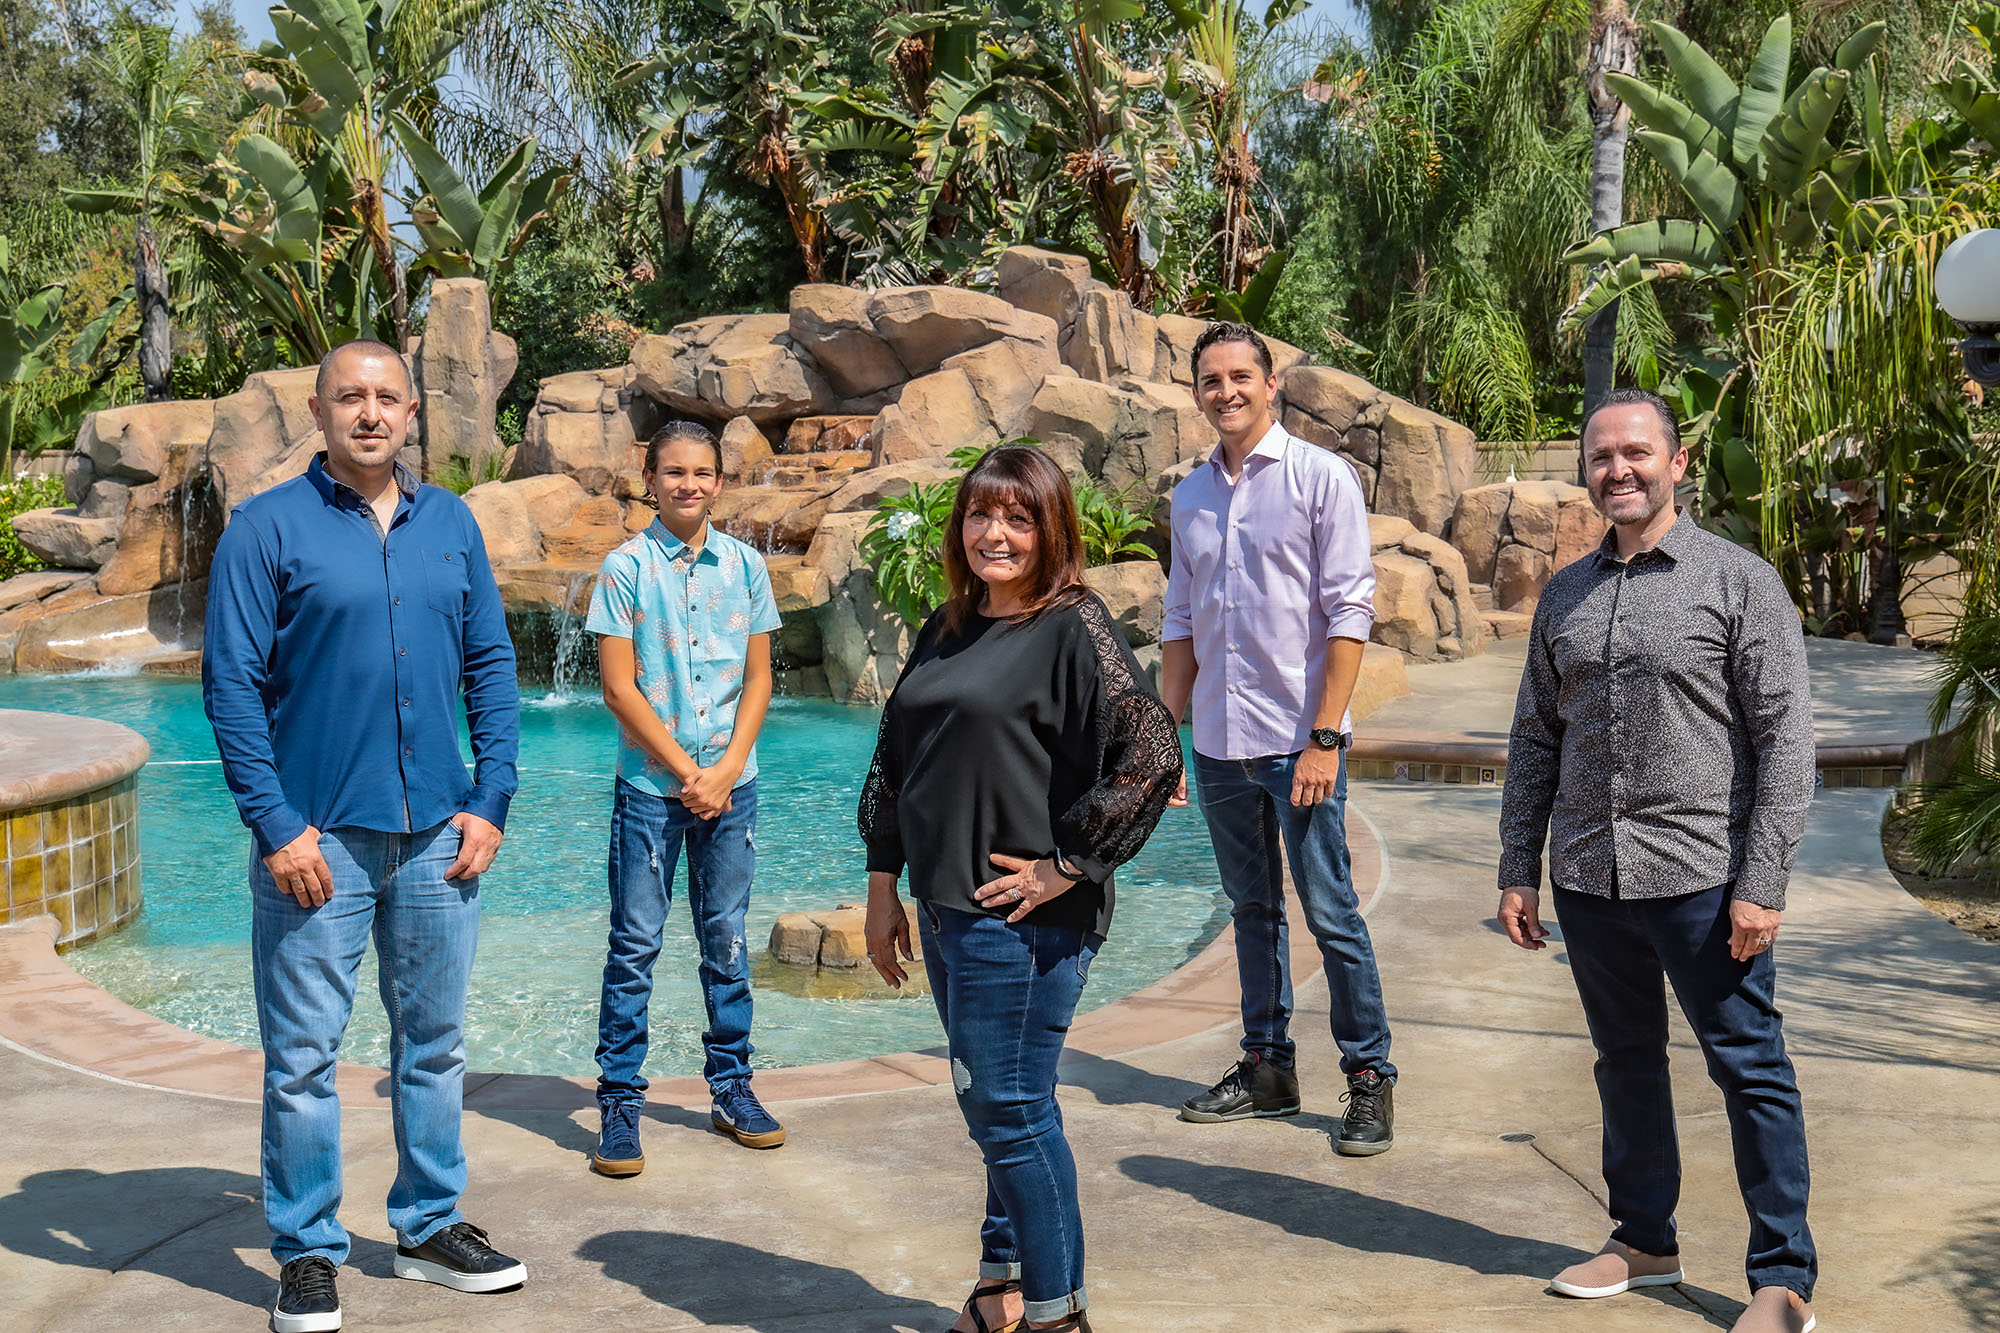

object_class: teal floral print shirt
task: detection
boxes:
[586,519,783,798]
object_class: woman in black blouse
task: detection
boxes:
[859,445,1183,1333]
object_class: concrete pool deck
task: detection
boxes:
[4,644,1997,1331]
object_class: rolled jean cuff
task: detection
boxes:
[401,1208,467,1250]
[979,1261,1021,1281]
[1024,1289,1087,1323]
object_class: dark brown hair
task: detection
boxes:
[942,445,1087,633]
[1192,321,1273,379]
[1581,386,1683,456]
[645,420,723,473]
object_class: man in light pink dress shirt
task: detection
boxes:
[1160,323,1398,1157]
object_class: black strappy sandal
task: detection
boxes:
[958,1278,1023,1333]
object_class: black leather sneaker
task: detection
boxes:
[272,1254,341,1332]
[1336,1069,1395,1156]
[393,1221,527,1292]
[1179,1054,1301,1122]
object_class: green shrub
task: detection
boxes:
[863,441,1159,627]
[0,472,65,580]
[431,452,508,496]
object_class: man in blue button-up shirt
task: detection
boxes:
[204,340,526,1331]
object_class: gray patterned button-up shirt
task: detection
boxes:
[1499,511,1814,909]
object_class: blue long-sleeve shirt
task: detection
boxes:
[203,453,520,858]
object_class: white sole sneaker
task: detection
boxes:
[1548,1268,1685,1299]
[270,1303,342,1332]
[392,1252,527,1292]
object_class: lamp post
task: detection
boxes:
[1935,227,2000,388]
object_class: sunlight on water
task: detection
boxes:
[0,675,1227,1076]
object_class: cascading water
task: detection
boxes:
[544,568,596,702]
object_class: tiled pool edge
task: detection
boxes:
[0,710,150,949]
[0,811,1381,1110]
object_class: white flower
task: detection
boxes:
[885,511,919,541]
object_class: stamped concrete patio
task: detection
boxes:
[2,642,1995,1332]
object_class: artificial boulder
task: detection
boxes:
[415,277,519,474]
[1082,561,1166,648]
[807,510,913,705]
[630,313,838,425]
[788,286,905,399]
[871,368,995,464]
[463,482,542,566]
[9,509,120,570]
[866,287,1057,379]
[1023,377,1206,495]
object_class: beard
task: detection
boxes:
[1590,472,1673,526]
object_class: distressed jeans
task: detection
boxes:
[251,820,479,1264]
[918,899,1099,1325]
[596,777,758,1100]
[1192,749,1396,1078]
[1556,883,1816,1301]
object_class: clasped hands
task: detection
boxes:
[678,760,742,820]
[1497,886,1783,962]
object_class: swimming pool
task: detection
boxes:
[0,674,1229,1077]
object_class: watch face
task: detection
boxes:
[1312,728,1342,750]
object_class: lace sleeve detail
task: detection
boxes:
[1055,593,1185,882]
[857,612,940,877]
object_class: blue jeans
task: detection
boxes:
[1192,750,1395,1078]
[597,777,758,1099]
[1555,884,1816,1300]
[917,899,1099,1324]
[250,821,478,1264]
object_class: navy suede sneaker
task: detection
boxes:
[593,1098,645,1177]
[711,1082,787,1148]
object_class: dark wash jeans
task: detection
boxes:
[917,898,1099,1324]
[1192,750,1396,1078]
[596,777,758,1100]
[1554,883,1816,1300]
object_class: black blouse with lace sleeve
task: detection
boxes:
[856,590,1184,937]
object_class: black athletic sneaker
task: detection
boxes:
[1336,1069,1395,1156]
[1179,1053,1302,1122]
[393,1221,528,1292]
[272,1255,341,1333]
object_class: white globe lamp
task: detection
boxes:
[1934,228,2000,387]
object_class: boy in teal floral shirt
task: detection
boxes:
[585,421,784,1174]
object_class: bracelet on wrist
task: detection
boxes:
[1052,849,1088,882]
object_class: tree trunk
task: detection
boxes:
[135,217,172,402]
[658,166,688,255]
[1581,0,1641,480]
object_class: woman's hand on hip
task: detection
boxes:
[865,874,912,988]
[977,854,1076,924]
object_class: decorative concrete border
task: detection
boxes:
[1349,733,1911,789]
[1,710,149,948]
[0,810,1383,1111]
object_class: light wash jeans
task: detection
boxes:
[250,820,479,1264]
[1192,750,1396,1078]
[918,898,1099,1324]
[596,777,759,1100]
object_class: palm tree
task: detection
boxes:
[66,20,224,402]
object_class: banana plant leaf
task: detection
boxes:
[61,186,145,215]
[1832,20,1886,72]
[1603,72,1727,162]
[1646,19,1741,144]
[1761,68,1852,201]
[1730,13,1791,186]
[1565,217,1723,268]
[1561,253,1695,331]
[234,135,320,263]
[392,110,483,245]
[1628,130,1744,234]
[283,0,373,83]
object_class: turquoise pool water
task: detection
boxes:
[0,674,1228,1076]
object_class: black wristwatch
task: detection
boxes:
[1310,727,1351,751]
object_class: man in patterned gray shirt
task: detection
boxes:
[1497,388,1817,1333]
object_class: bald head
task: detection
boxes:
[316,339,412,399]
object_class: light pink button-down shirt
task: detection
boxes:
[1163,420,1377,760]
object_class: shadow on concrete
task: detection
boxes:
[577,1229,958,1330]
[0,1166,270,1311]
[475,1098,723,1161]
[1118,1154,1737,1325]
[1056,1048,1206,1108]
[1897,1209,2000,1330]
